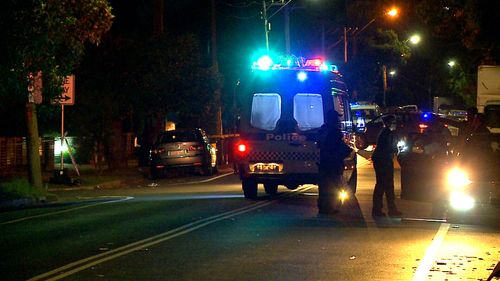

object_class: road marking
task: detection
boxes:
[0,196,133,225]
[28,185,314,281]
[174,171,234,185]
[412,223,450,281]
[402,217,447,223]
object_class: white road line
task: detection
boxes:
[28,185,314,281]
[0,196,133,225]
[173,171,234,185]
[412,223,450,281]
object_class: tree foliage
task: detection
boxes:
[70,29,221,168]
[0,0,113,101]
[415,0,499,107]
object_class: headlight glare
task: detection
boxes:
[447,168,472,189]
[339,189,349,204]
[450,191,475,211]
[397,140,407,152]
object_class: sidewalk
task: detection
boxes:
[0,163,236,210]
[46,163,236,192]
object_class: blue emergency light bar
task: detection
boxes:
[252,55,338,73]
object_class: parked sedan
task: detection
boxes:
[149,128,217,178]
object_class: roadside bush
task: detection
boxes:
[0,178,46,201]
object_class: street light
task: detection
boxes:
[343,6,400,63]
[386,7,399,18]
[448,60,456,68]
[409,34,421,45]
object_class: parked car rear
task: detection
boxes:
[149,128,217,178]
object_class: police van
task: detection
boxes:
[234,55,358,199]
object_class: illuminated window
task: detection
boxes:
[251,93,281,130]
[294,93,324,131]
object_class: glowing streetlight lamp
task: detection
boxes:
[389,69,397,76]
[409,34,421,45]
[344,6,401,63]
[448,60,456,67]
[386,7,399,18]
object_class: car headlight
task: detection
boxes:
[338,189,349,204]
[446,168,472,190]
[397,139,407,152]
[450,191,475,211]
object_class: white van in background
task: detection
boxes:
[350,102,381,132]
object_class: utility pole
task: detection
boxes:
[153,0,164,35]
[344,27,348,63]
[382,65,388,107]
[284,5,290,54]
[262,0,270,52]
[211,0,222,137]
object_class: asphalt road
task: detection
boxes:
[0,156,498,281]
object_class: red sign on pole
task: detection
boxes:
[60,75,75,105]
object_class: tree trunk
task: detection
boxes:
[25,102,43,189]
[105,120,126,170]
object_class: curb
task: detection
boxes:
[47,168,235,192]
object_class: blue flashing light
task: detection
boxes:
[297,71,307,82]
[422,112,432,120]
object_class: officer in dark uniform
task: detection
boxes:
[317,110,352,214]
[372,114,402,217]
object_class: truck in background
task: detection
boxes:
[477,65,500,133]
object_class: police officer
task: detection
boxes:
[317,110,352,214]
[372,114,402,217]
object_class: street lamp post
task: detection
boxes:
[382,65,388,107]
[343,7,399,63]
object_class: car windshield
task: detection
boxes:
[157,131,199,143]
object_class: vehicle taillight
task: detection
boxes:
[189,145,204,151]
[418,123,428,129]
[152,147,166,154]
[235,140,249,158]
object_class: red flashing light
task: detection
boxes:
[305,59,323,67]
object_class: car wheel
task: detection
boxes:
[264,183,278,195]
[348,168,357,194]
[242,179,258,199]
[202,161,213,176]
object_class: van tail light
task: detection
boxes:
[235,140,250,158]
[418,123,428,133]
